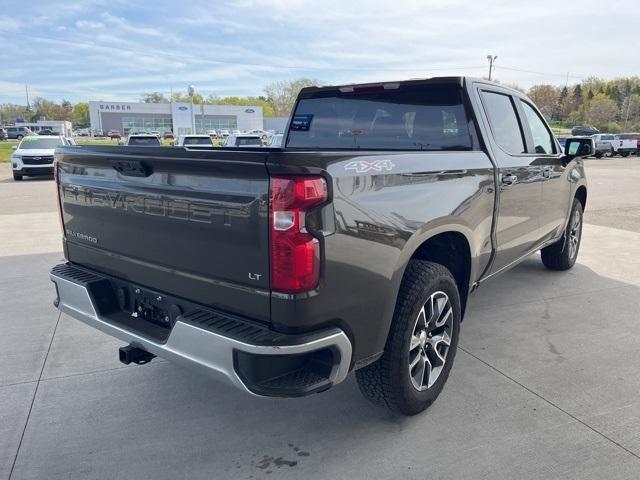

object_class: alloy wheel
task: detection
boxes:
[408,291,453,391]
[568,207,582,260]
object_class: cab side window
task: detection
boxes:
[481,91,526,154]
[520,100,554,154]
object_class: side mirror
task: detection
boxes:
[564,137,593,160]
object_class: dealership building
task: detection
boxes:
[89,101,263,135]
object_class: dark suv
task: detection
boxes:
[571,125,599,136]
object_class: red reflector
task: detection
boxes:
[269,176,327,293]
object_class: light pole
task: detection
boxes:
[188,84,196,134]
[487,55,497,81]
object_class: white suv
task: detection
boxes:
[11,135,70,181]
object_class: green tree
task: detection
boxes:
[553,86,568,120]
[264,78,320,117]
[571,84,583,112]
[72,102,90,128]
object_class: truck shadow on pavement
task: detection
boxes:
[10,253,640,479]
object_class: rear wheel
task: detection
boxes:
[356,260,460,416]
[595,151,603,159]
[607,147,615,157]
[16,135,23,140]
[541,198,583,270]
[621,151,630,158]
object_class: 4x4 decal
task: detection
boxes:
[344,159,396,173]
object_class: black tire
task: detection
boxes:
[621,151,629,158]
[13,173,23,181]
[356,260,461,416]
[595,152,603,159]
[608,148,616,157]
[16,135,23,140]
[541,198,583,270]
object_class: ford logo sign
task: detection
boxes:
[245,108,255,113]
[178,106,188,111]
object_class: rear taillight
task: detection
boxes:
[269,176,327,293]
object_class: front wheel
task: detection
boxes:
[13,173,23,181]
[356,260,460,416]
[621,151,630,158]
[541,198,583,270]
[595,151,603,159]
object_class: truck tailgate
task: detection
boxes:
[56,146,271,322]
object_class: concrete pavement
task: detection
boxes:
[1,159,640,479]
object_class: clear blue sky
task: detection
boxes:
[1,0,637,104]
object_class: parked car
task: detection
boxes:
[38,129,57,136]
[50,77,589,416]
[108,130,122,140]
[162,131,175,140]
[174,134,214,147]
[6,126,34,140]
[206,129,219,138]
[267,133,284,147]
[612,134,636,157]
[150,131,160,137]
[125,134,161,146]
[76,128,91,137]
[0,128,7,141]
[93,130,105,137]
[571,125,599,136]
[219,129,230,137]
[618,133,639,155]
[246,129,270,140]
[11,134,70,180]
[591,133,615,158]
[222,134,263,147]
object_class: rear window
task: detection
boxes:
[18,136,65,149]
[183,137,212,145]
[237,137,262,146]
[601,135,614,140]
[286,83,474,150]
[128,136,160,146]
[619,134,638,139]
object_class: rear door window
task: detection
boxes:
[287,83,475,151]
[481,91,526,154]
[519,100,555,154]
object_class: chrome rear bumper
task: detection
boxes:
[50,263,352,397]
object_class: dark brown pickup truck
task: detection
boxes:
[50,77,590,415]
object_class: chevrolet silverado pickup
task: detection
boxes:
[50,78,590,415]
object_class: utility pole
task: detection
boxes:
[25,84,31,111]
[623,95,632,131]
[486,55,497,81]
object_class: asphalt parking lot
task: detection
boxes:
[2,158,640,480]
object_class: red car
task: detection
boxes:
[162,131,175,140]
[108,130,122,140]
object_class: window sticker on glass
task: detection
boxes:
[290,114,313,131]
[568,141,579,155]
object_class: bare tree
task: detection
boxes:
[264,78,319,117]
[588,94,618,125]
[527,85,559,119]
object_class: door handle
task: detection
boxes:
[501,173,518,185]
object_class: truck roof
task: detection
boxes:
[297,76,521,99]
